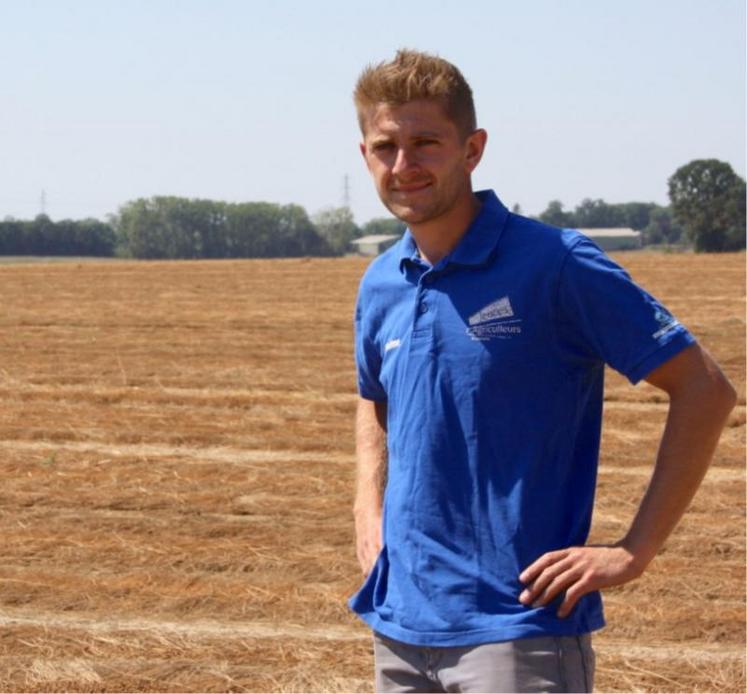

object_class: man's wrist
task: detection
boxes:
[616,536,656,576]
[353,496,382,517]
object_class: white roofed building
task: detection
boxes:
[578,228,642,251]
[350,234,400,257]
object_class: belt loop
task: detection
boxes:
[554,636,569,692]
[576,634,592,693]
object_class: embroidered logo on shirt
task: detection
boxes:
[466,296,522,341]
[384,338,402,352]
[468,296,514,325]
[652,309,680,340]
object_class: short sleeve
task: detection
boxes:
[556,237,696,384]
[354,288,388,401]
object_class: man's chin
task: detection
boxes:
[382,201,434,225]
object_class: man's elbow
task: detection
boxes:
[712,370,738,416]
[651,344,739,419]
[692,362,738,421]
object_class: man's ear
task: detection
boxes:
[360,141,373,171]
[465,128,488,173]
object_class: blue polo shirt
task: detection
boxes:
[350,190,695,647]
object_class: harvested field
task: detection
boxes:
[0,252,744,693]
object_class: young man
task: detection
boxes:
[350,49,736,693]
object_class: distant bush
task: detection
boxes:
[0,215,116,256]
[113,197,333,259]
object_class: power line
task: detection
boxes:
[342,174,350,209]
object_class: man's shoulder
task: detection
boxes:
[506,213,587,250]
[502,213,592,265]
[358,237,407,292]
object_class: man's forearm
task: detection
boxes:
[354,397,388,575]
[621,348,737,569]
[354,398,388,510]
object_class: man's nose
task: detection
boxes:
[391,147,417,175]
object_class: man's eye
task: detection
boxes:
[373,142,394,152]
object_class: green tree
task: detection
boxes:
[276,204,332,256]
[538,200,574,227]
[115,199,169,258]
[617,202,658,231]
[78,219,117,255]
[0,220,25,254]
[642,207,684,246]
[668,159,746,252]
[115,196,330,259]
[26,214,56,254]
[313,206,359,255]
[0,216,116,256]
[227,201,284,257]
[361,217,406,237]
[573,198,624,228]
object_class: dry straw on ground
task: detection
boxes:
[0,253,744,692]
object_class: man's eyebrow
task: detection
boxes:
[370,129,444,144]
[413,130,443,138]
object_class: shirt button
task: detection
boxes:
[420,303,428,313]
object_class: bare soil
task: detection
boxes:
[0,253,743,692]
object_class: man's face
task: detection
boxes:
[359,100,485,225]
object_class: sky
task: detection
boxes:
[0,0,744,225]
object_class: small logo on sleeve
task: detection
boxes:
[652,309,680,340]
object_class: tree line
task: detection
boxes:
[116,198,330,259]
[0,216,116,256]
[536,159,745,252]
[536,198,682,245]
[0,159,743,257]
[0,197,406,259]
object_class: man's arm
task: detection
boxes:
[354,397,388,576]
[519,343,737,617]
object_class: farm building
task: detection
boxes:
[578,227,642,251]
[350,229,641,255]
[350,234,400,256]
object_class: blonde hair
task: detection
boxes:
[353,49,477,138]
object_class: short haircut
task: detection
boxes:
[353,49,477,139]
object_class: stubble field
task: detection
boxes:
[0,252,744,693]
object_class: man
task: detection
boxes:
[349,49,736,693]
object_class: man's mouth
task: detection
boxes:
[391,181,432,193]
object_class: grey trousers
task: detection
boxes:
[373,632,595,693]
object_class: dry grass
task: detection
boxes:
[0,253,743,692]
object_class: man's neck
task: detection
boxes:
[410,192,482,267]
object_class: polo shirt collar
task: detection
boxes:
[398,190,509,273]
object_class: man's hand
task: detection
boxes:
[355,506,382,576]
[518,544,644,618]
